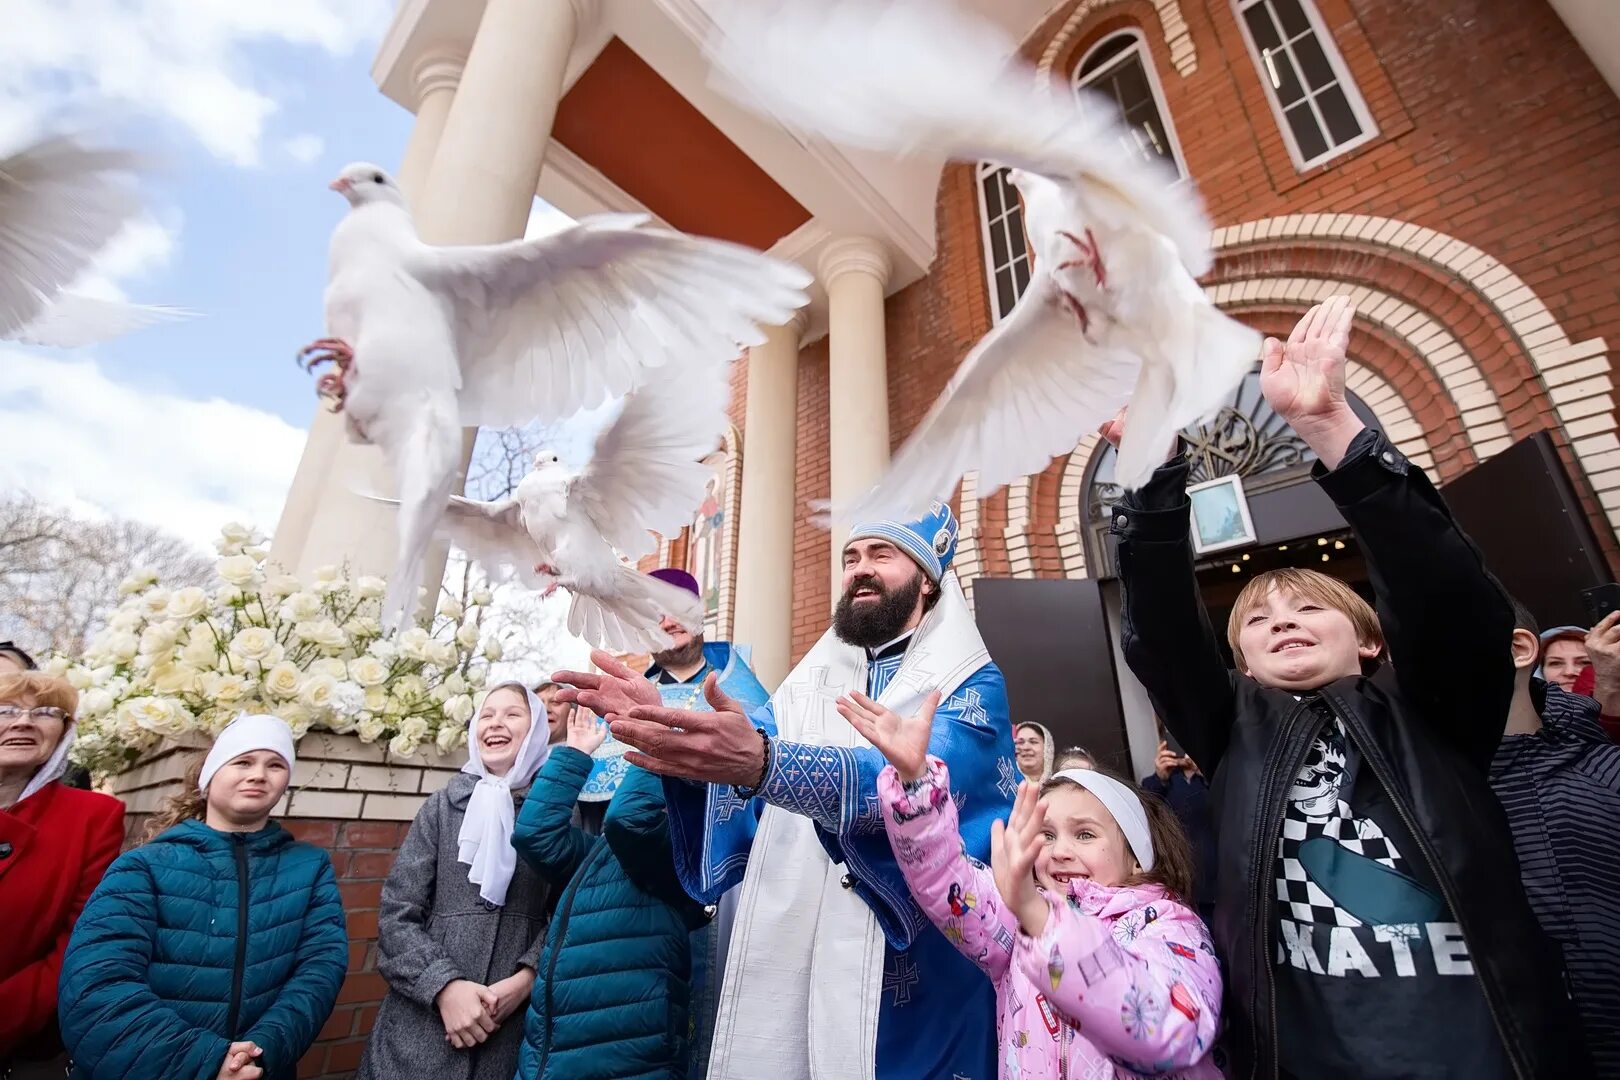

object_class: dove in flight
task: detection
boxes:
[303,162,811,632]
[709,0,1260,522]
[0,135,186,347]
[370,357,730,653]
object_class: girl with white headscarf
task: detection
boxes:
[358,682,557,1080]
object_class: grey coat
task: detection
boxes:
[357,774,553,1080]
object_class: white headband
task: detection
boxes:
[1050,768,1155,872]
[199,713,296,794]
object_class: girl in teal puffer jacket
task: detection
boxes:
[58,715,348,1080]
[512,709,709,1080]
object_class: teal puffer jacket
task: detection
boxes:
[513,748,709,1080]
[58,819,349,1080]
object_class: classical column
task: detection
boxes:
[731,312,808,689]
[269,51,466,574]
[818,236,893,605]
[287,0,590,588]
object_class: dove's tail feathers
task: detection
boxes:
[379,398,462,634]
[565,566,705,654]
[7,293,191,348]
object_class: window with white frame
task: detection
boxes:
[1072,30,1188,178]
[1234,0,1377,169]
[975,162,1032,322]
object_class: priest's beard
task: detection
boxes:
[652,633,705,672]
[834,570,926,649]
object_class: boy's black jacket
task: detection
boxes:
[1113,427,1585,1078]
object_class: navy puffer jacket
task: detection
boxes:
[58,819,349,1080]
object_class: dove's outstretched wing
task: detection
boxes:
[415,214,809,429]
[0,137,143,341]
[10,292,188,347]
[709,0,1209,274]
[363,492,534,580]
[569,355,733,561]
[832,278,1140,526]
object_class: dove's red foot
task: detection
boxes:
[533,562,559,576]
[541,581,561,600]
[1055,287,1092,336]
[1056,228,1107,287]
[300,337,356,410]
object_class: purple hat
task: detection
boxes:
[649,568,700,597]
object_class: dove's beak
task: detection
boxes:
[329,178,352,193]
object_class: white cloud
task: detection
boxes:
[0,0,392,166]
[69,212,182,302]
[284,133,325,165]
[0,349,307,550]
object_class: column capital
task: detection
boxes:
[412,50,466,105]
[817,236,892,289]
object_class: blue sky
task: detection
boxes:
[0,1,463,546]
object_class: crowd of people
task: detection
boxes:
[2,298,1618,1078]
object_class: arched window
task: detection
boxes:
[1233,0,1377,169]
[975,162,1032,322]
[1072,30,1188,178]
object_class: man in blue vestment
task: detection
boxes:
[555,506,1013,1080]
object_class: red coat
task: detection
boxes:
[0,781,125,1057]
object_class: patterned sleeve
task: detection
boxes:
[759,663,1017,950]
[876,757,1017,980]
[662,700,778,904]
[1014,893,1222,1072]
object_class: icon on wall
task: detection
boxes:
[1187,474,1257,555]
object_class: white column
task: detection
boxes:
[1547,0,1620,99]
[269,51,466,574]
[286,0,591,587]
[818,236,893,605]
[731,312,808,689]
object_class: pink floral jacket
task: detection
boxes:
[878,759,1223,1079]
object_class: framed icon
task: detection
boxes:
[1187,474,1257,554]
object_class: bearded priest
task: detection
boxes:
[552,505,1013,1080]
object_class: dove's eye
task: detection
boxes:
[372,172,385,184]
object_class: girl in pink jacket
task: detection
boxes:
[840,690,1223,1079]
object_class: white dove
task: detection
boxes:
[303,162,811,632]
[378,357,731,653]
[709,0,1260,521]
[0,135,186,347]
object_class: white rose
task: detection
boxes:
[393,674,428,701]
[263,661,303,699]
[243,545,269,562]
[430,683,451,704]
[442,672,467,696]
[396,628,433,663]
[355,576,387,599]
[215,521,259,555]
[455,623,480,650]
[471,589,494,607]
[150,663,199,695]
[482,639,504,663]
[308,657,346,680]
[367,639,399,666]
[467,666,487,690]
[299,674,335,712]
[229,627,278,663]
[356,715,387,743]
[330,681,366,718]
[274,702,312,738]
[295,619,347,652]
[167,586,210,620]
[437,596,463,620]
[117,697,192,737]
[66,666,93,690]
[347,656,389,688]
[363,686,388,712]
[105,632,139,664]
[140,588,173,619]
[398,716,430,742]
[118,567,159,595]
[265,574,302,598]
[389,733,419,758]
[180,633,219,669]
[201,671,251,704]
[313,564,340,583]
[442,694,475,724]
[80,688,115,717]
[104,675,131,699]
[435,724,464,754]
[343,616,382,640]
[279,592,324,622]
[108,609,143,632]
[214,585,246,607]
[216,555,260,587]
[427,640,456,668]
[139,621,182,657]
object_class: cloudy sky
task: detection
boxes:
[0,0,599,551]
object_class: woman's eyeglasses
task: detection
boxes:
[0,705,68,722]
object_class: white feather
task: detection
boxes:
[11,292,189,347]
[711,0,1260,516]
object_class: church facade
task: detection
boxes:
[274,0,1620,767]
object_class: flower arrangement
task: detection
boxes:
[53,523,503,776]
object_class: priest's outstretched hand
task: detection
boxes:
[552,650,661,718]
[836,689,941,784]
[610,665,768,788]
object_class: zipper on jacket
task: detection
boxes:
[1244,699,1315,1080]
[1324,693,1527,1080]
[535,846,598,1076]
[226,834,250,1037]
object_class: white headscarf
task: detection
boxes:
[16,719,75,806]
[456,682,553,906]
[1050,768,1156,872]
[199,713,296,794]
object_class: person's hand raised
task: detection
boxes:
[991,780,1050,937]
[836,690,940,783]
[552,650,660,719]
[565,706,607,755]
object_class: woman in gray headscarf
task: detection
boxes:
[1013,721,1056,782]
[358,682,556,1080]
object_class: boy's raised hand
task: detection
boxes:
[992,779,1050,937]
[1260,295,1365,468]
[836,689,940,783]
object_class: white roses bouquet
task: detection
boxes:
[58,523,497,775]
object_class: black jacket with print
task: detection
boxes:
[1111,427,1583,1078]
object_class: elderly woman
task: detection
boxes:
[0,672,125,1076]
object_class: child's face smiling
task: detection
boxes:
[1034,785,1137,892]
[1236,586,1380,691]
